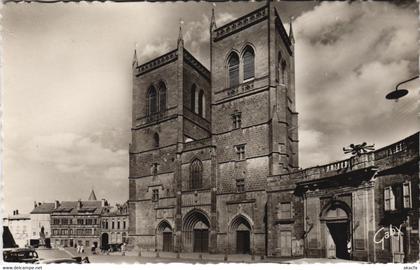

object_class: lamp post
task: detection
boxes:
[385,75,419,101]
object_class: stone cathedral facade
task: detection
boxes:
[128,3,419,263]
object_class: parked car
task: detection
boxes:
[3,248,39,263]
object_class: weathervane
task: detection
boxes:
[343,142,375,156]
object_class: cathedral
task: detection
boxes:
[128,3,419,262]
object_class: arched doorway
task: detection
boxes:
[321,201,351,260]
[229,215,252,254]
[156,220,173,252]
[101,233,109,250]
[183,209,210,253]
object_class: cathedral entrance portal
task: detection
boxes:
[229,215,253,254]
[156,220,173,252]
[183,210,211,253]
[193,222,209,253]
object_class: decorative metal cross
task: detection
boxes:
[343,142,375,156]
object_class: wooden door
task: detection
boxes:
[236,231,250,254]
[193,229,209,253]
[162,232,172,252]
[280,231,292,257]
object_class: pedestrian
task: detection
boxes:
[76,243,80,254]
[91,243,96,255]
[81,244,84,253]
[121,242,126,256]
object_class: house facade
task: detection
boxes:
[29,202,55,247]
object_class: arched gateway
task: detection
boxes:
[321,200,351,260]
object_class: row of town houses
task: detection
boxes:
[3,190,128,250]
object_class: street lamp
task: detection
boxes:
[385,75,419,100]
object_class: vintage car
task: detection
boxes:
[3,248,39,263]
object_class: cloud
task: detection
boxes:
[294,1,418,167]
[22,133,126,174]
[139,41,172,63]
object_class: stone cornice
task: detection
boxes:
[213,6,268,42]
[274,9,293,56]
[136,49,178,77]
[183,49,210,81]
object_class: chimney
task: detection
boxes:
[77,199,82,209]
[55,200,60,209]
[34,201,37,208]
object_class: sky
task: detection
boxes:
[2,1,419,214]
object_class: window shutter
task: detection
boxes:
[384,188,390,211]
[403,181,412,208]
[390,188,396,211]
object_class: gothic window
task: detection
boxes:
[243,46,255,80]
[191,84,197,113]
[153,133,159,148]
[191,159,203,189]
[198,89,205,117]
[232,111,242,129]
[403,181,412,208]
[235,145,246,160]
[228,52,240,87]
[281,60,288,85]
[159,82,167,112]
[277,51,282,82]
[148,86,158,115]
[236,179,245,193]
[384,186,396,211]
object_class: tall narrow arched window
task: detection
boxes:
[153,133,159,148]
[198,90,204,117]
[159,82,166,112]
[191,84,197,113]
[243,46,255,80]
[228,52,240,87]
[277,51,282,83]
[148,86,158,115]
[190,159,203,189]
[281,60,288,85]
